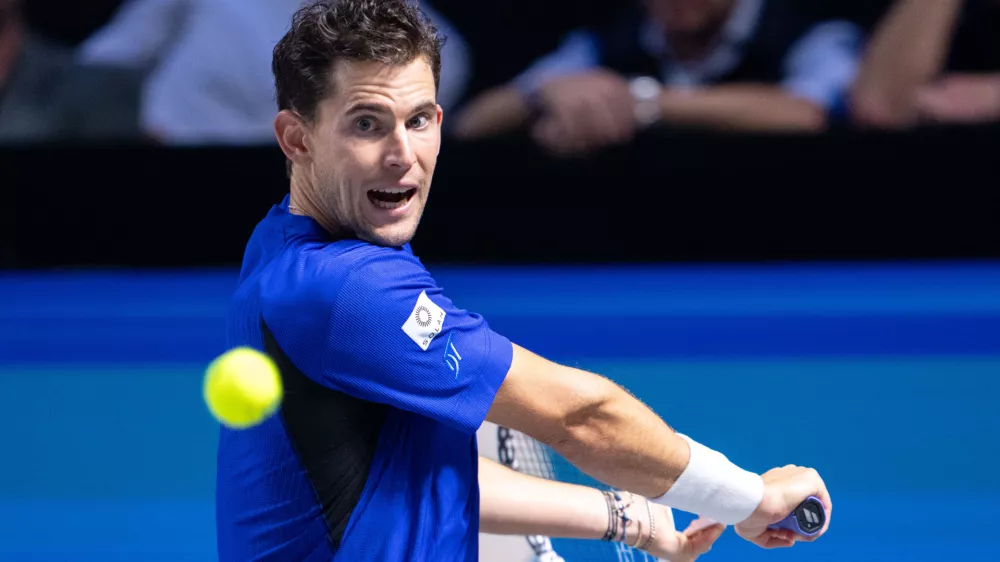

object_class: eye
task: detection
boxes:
[408,113,431,129]
[355,116,378,132]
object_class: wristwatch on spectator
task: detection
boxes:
[629,76,663,127]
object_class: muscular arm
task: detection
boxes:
[656,85,827,132]
[487,344,690,499]
[850,0,965,128]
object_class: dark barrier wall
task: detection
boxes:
[3,126,998,269]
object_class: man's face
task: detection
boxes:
[305,56,441,247]
[645,0,734,36]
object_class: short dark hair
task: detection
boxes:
[272,0,444,122]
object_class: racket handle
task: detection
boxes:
[684,495,827,537]
[767,496,826,537]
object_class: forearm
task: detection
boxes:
[489,344,763,526]
[850,0,964,126]
[479,456,607,537]
[656,86,827,132]
[489,345,689,499]
[450,87,532,139]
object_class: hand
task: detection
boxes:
[530,70,638,156]
[734,465,832,548]
[915,73,1000,124]
[639,501,726,562]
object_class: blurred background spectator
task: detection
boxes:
[451,0,863,156]
[850,0,1000,128]
[0,0,141,143]
[8,0,999,149]
[74,0,471,145]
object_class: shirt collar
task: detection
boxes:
[272,194,414,254]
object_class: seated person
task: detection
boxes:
[451,0,863,156]
[77,0,471,145]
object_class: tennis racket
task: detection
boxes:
[496,425,659,562]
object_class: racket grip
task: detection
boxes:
[767,496,826,537]
[684,496,827,537]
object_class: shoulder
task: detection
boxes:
[259,240,433,328]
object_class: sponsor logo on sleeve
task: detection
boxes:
[401,290,446,350]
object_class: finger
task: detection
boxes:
[686,522,724,539]
[684,517,720,535]
[759,529,796,549]
[763,536,796,548]
[572,95,619,151]
[809,472,832,536]
[532,116,579,157]
[590,94,626,145]
[600,85,637,142]
[553,106,589,155]
[688,524,726,553]
[606,83,640,137]
[771,528,796,542]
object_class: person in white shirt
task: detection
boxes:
[78,0,470,145]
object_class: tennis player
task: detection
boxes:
[216,1,832,561]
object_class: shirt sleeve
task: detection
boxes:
[76,0,190,68]
[263,250,512,435]
[511,29,601,96]
[780,20,863,112]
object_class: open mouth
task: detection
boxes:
[367,187,417,210]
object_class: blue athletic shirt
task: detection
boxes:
[216,195,513,561]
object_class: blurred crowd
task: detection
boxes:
[1,0,998,155]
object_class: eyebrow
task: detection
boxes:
[344,100,437,116]
[409,101,438,115]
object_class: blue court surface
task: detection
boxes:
[1,262,998,561]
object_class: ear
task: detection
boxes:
[274,110,311,169]
[435,104,444,155]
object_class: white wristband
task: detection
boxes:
[651,434,764,525]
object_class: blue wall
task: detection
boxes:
[2,263,998,561]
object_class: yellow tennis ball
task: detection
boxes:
[203,347,283,429]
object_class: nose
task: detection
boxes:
[384,125,416,170]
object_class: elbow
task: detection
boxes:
[848,88,917,130]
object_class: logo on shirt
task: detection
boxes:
[401,290,446,351]
[443,332,462,377]
[414,306,433,328]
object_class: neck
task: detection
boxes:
[665,2,735,62]
[288,172,342,237]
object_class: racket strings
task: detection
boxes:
[496,426,658,562]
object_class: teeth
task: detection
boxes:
[371,187,412,194]
[373,198,408,210]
